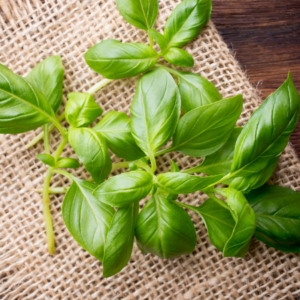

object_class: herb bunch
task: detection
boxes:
[1,0,300,278]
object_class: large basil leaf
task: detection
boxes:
[223,189,256,257]
[246,185,300,253]
[85,40,159,79]
[164,0,212,48]
[26,55,63,114]
[115,0,158,30]
[130,67,181,163]
[68,128,112,184]
[135,190,196,258]
[171,95,243,157]
[93,170,153,207]
[147,29,168,52]
[62,176,115,261]
[102,202,139,277]
[163,48,194,68]
[231,72,299,177]
[65,92,102,128]
[158,172,223,194]
[0,64,57,134]
[93,111,144,161]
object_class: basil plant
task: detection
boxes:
[1,0,300,278]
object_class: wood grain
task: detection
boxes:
[211,0,300,156]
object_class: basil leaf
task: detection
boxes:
[68,128,112,184]
[135,190,196,258]
[36,154,55,167]
[223,189,256,257]
[26,56,63,114]
[170,159,180,172]
[93,170,153,207]
[164,0,212,48]
[102,202,139,277]
[62,176,115,261]
[65,92,102,128]
[186,128,242,179]
[147,29,168,52]
[55,157,81,169]
[85,40,159,79]
[130,67,181,162]
[171,95,243,157]
[158,172,223,194]
[174,71,222,112]
[115,0,158,30]
[231,72,299,177]
[93,111,144,161]
[246,185,300,253]
[0,64,56,134]
[163,48,194,68]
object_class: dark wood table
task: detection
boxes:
[211,0,300,156]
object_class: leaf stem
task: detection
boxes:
[36,187,69,194]
[87,78,113,94]
[154,63,181,77]
[43,124,50,155]
[53,136,68,163]
[206,192,229,210]
[154,147,174,157]
[148,32,154,48]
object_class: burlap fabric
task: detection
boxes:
[1,0,300,299]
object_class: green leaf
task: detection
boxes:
[174,71,222,112]
[102,202,139,277]
[163,48,194,68]
[164,0,212,48]
[231,72,300,177]
[85,40,159,79]
[68,128,112,184]
[130,67,181,163]
[246,185,300,253]
[55,157,81,169]
[0,64,57,134]
[186,128,242,179]
[62,176,115,261]
[171,95,243,157]
[170,160,180,172]
[26,56,63,114]
[135,189,196,258]
[93,111,144,161]
[115,0,158,30]
[36,154,55,167]
[93,170,153,207]
[65,92,102,128]
[147,29,168,52]
[222,189,256,257]
[158,172,223,194]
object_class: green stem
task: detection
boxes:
[206,192,229,210]
[53,137,68,162]
[54,169,73,180]
[36,187,69,194]
[154,147,174,157]
[87,78,113,94]
[135,161,152,173]
[155,63,181,77]
[213,188,227,197]
[43,124,50,155]
[148,32,154,48]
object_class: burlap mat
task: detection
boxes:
[1,0,300,299]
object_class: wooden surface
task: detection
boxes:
[211,0,300,157]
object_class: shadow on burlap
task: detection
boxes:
[1,0,300,299]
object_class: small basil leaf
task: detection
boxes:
[164,0,212,48]
[26,56,63,114]
[85,40,159,79]
[62,176,115,261]
[36,154,55,167]
[171,95,243,157]
[135,189,196,258]
[246,185,300,253]
[115,0,158,30]
[147,29,168,52]
[65,92,102,128]
[163,48,194,68]
[170,160,180,172]
[231,72,300,177]
[93,111,144,161]
[102,202,139,277]
[186,128,242,180]
[174,71,222,112]
[130,67,181,161]
[223,189,256,258]
[93,170,153,207]
[68,128,112,184]
[158,172,223,194]
[55,157,81,169]
[0,64,56,134]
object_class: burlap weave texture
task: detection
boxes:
[1,0,300,299]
